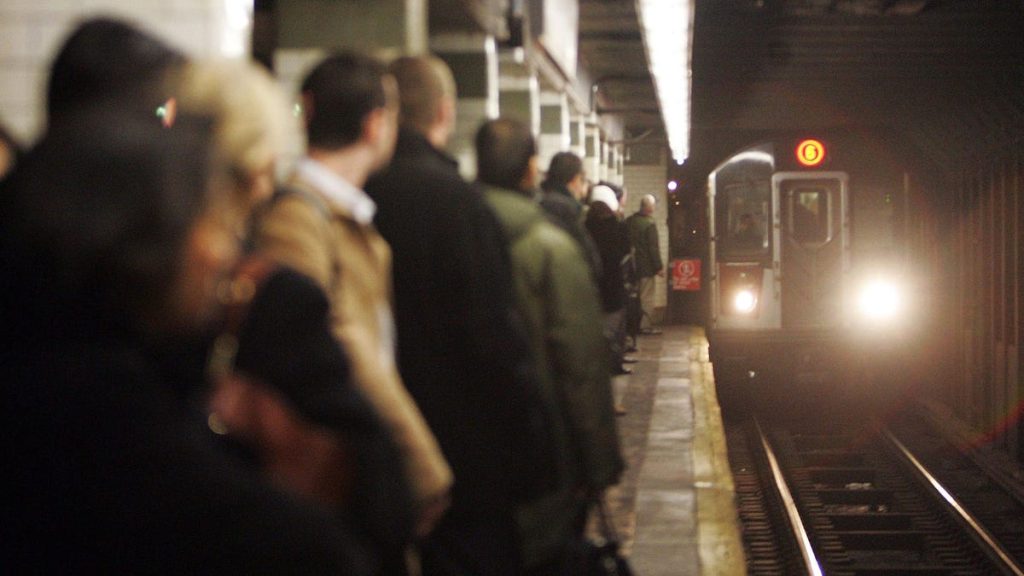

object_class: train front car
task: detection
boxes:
[707,137,913,413]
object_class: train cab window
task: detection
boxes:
[720,184,769,257]
[789,188,830,243]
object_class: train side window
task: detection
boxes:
[790,188,829,243]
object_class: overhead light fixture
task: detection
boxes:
[636,0,693,164]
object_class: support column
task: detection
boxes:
[570,110,587,160]
[608,143,624,187]
[277,0,427,55]
[275,0,429,109]
[498,48,540,139]
[432,33,499,178]
[584,116,602,192]
[537,89,570,173]
[598,135,610,184]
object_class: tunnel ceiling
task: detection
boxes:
[577,0,1024,177]
[578,0,664,142]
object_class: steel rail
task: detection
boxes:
[884,430,1024,576]
[753,418,824,576]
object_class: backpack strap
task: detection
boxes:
[244,185,342,293]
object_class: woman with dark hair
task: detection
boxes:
[0,106,373,574]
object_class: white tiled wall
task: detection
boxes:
[0,0,253,143]
[623,158,670,310]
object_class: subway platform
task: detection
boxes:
[600,325,745,576]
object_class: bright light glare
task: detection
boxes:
[858,280,902,320]
[637,0,693,163]
[220,0,254,58]
[733,289,757,314]
[667,180,678,191]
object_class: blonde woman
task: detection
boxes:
[176,59,417,564]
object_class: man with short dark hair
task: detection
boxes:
[539,151,600,275]
[366,56,552,575]
[255,52,453,544]
[475,118,624,574]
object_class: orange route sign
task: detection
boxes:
[795,139,826,167]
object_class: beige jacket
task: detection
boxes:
[256,159,452,507]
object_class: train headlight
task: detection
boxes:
[733,288,758,314]
[857,280,902,321]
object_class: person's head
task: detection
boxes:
[301,51,398,171]
[641,194,657,215]
[589,184,620,216]
[543,152,587,200]
[388,55,457,147]
[175,60,294,207]
[0,123,21,180]
[475,118,538,194]
[47,17,185,121]
[2,105,241,336]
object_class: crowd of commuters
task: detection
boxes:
[1,15,662,576]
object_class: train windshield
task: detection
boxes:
[713,145,774,259]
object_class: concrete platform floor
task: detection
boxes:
[600,325,745,576]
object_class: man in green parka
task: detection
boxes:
[474,118,625,574]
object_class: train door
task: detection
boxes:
[773,172,849,329]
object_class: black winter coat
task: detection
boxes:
[2,325,375,575]
[366,129,555,574]
[586,206,631,313]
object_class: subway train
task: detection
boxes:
[705,134,920,409]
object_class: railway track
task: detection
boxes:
[728,408,1024,575]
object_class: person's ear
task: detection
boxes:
[437,96,456,132]
[300,92,315,129]
[363,105,394,147]
[520,156,540,190]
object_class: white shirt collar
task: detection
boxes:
[296,157,377,225]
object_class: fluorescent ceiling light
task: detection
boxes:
[636,0,693,163]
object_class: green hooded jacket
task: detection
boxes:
[626,211,663,278]
[481,185,625,567]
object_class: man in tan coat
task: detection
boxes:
[255,52,452,541]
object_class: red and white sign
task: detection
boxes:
[672,259,701,291]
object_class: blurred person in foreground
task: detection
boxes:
[0,105,373,575]
[365,55,555,575]
[174,59,415,566]
[252,52,452,542]
[474,118,625,575]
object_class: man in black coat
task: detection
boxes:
[366,56,552,576]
